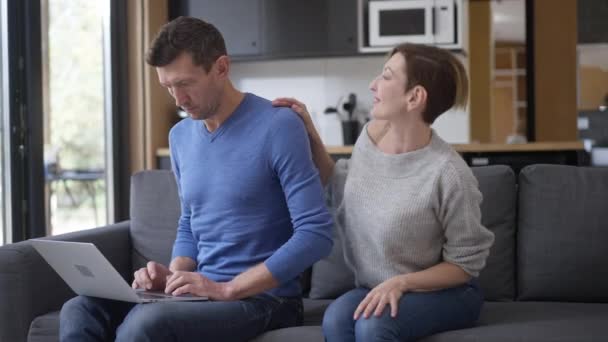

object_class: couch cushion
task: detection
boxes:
[308,227,355,299]
[130,170,181,271]
[256,302,608,342]
[517,165,608,302]
[252,326,323,342]
[302,299,332,326]
[421,302,608,342]
[29,302,608,342]
[28,311,59,342]
[29,302,334,342]
[470,166,517,301]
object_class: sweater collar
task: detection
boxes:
[352,123,447,178]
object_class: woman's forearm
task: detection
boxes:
[399,262,472,292]
[308,129,335,186]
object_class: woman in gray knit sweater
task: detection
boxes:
[273,43,494,341]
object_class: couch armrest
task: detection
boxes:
[0,220,131,342]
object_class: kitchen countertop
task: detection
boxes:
[156,141,584,157]
[327,141,585,154]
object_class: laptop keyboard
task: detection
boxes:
[137,292,173,300]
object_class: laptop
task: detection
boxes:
[31,239,208,303]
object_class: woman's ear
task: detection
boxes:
[407,85,428,112]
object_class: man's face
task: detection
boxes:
[156,52,222,120]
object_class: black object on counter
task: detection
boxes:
[342,120,359,145]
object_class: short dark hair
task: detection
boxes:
[146,16,227,72]
[390,43,468,124]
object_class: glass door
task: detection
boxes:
[0,0,7,245]
[41,0,112,235]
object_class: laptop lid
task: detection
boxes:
[30,240,207,303]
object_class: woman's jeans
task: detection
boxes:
[60,293,303,342]
[322,281,483,342]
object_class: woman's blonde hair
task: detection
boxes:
[390,43,468,124]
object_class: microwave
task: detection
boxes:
[368,0,459,47]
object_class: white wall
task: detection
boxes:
[578,44,608,71]
[230,54,471,144]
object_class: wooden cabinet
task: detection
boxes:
[492,44,527,143]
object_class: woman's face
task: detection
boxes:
[369,53,410,120]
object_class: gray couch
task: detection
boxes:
[2,164,608,342]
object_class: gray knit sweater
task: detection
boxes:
[328,126,495,289]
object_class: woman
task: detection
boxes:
[272,43,494,341]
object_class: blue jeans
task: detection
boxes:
[322,281,483,342]
[60,293,303,342]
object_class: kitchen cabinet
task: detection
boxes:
[491,44,527,144]
[170,0,358,60]
[174,0,263,56]
[264,0,357,58]
[578,0,608,44]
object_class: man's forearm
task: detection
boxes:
[169,256,197,273]
[224,263,279,300]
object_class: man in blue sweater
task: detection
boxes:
[59,16,333,342]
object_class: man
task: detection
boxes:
[59,16,333,342]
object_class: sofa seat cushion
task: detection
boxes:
[252,326,323,342]
[28,310,59,342]
[255,302,608,342]
[29,302,608,342]
[25,301,333,341]
[421,302,608,342]
[302,299,333,326]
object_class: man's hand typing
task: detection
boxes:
[165,271,232,300]
[132,261,173,291]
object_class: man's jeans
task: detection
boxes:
[322,280,483,342]
[60,293,303,342]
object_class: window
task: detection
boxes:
[41,0,112,235]
[0,0,6,245]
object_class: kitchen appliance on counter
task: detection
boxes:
[320,93,360,146]
[578,109,608,166]
[338,93,359,145]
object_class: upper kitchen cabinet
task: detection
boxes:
[264,0,357,58]
[171,0,358,60]
[327,0,359,55]
[578,0,608,44]
[172,0,263,56]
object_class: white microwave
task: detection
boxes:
[368,0,459,47]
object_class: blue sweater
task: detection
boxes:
[169,93,333,297]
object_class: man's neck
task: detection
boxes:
[204,83,245,132]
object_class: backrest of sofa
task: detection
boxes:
[130,170,180,271]
[307,165,518,301]
[471,165,517,301]
[128,166,520,302]
[517,164,608,302]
